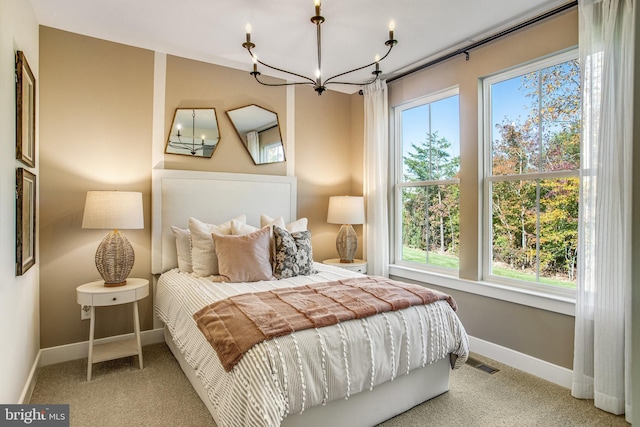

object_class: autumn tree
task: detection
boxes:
[491,59,580,282]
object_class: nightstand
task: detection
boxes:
[322,258,367,274]
[76,278,149,381]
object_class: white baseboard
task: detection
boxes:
[39,328,165,367]
[469,335,573,389]
[19,328,164,403]
[19,350,41,404]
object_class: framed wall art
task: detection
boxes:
[16,50,36,168]
[16,168,36,275]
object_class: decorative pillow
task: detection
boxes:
[213,226,273,282]
[171,226,192,273]
[260,214,308,232]
[272,225,317,279]
[188,215,246,277]
[230,219,258,236]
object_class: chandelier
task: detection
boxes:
[167,109,217,156]
[242,0,398,95]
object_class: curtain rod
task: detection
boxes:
[385,0,578,84]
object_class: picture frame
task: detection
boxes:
[16,50,36,168]
[16,168,36,276]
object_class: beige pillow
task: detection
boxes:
[189,215,246,277]
[171,226,192,273]
[230,219,259,236]
[213,226,273,282]
[260,214,308,232]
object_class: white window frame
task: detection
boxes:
[392,86,460,275]
[481,49,579,298]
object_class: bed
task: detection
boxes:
[151,168,469,427]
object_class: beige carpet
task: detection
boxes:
[30,343,628,427]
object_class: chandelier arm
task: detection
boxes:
[252,73,315,87]
[330,79,379,86]
[247,49,317,85]
[191,110,196,152]
[316,21,322,84]
[323,42,395,86]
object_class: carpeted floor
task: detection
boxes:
[30,343,628,426]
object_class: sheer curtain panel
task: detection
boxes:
[363,80,389,277]
[572,0,635,421]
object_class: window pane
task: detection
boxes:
[491,59,580,175]
[401,184,459,269]
[491,179,537,280]
[491,73,539,175]
[402,96,459,182]
[490,178,578,288]
[540,61,581,172]
[539,178,578,287]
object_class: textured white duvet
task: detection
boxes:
[155,263,469,427]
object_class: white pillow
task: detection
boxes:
[188,215,246,277]
[171,226,192,273]
[230,219,259,236]
[260,214,308,232]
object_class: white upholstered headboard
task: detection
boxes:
[151,168,297,274]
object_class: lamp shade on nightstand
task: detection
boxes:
[327,196,365,263]
[82,191,144,287]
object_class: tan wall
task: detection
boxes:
[38,28,360,347]
[163,55,287,175]
[39,27,155,348]
[295,88,364,262]
[388,9,578,368]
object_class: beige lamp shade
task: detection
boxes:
[327,196,365,225]
[82,191,144,286]
[327,196,365,263]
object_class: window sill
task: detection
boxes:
[388,264,575,316]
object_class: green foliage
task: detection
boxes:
[400,59,580,288]
[490,59,580,285]
[402,132,460,261]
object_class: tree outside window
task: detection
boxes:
[397,91,460,270]
[486,53,580,289]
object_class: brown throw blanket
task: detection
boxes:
[193,276,457,371]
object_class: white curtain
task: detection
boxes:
[572,0,634,422]
[362,80,389,277]
[246,131,260,161]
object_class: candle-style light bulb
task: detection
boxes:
[245,23,252,44]
[201,135,205,145]
[252,57,258,73]
[314,0,321,16]
[176,124,182,137]
[374,54,381,72]
[388,20,395,41]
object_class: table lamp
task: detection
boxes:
[327,196,365,263]
[82,191,144,286]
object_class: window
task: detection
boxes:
[393,88,460,272]
[483,50,580,293]
[261,141,284,163]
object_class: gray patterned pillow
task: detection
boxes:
[273,225,317,279]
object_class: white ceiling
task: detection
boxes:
[30,0,570,94]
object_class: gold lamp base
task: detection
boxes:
[95,230,134,287]
[336,224,357,263]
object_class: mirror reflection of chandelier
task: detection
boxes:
[167,109,218,156]
[242,0,398,95]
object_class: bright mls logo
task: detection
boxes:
[0,405,68,426]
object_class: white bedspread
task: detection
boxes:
[155,263,468,427]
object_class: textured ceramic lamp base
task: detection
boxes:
[95,230,135,287]
[336,224,357,263]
